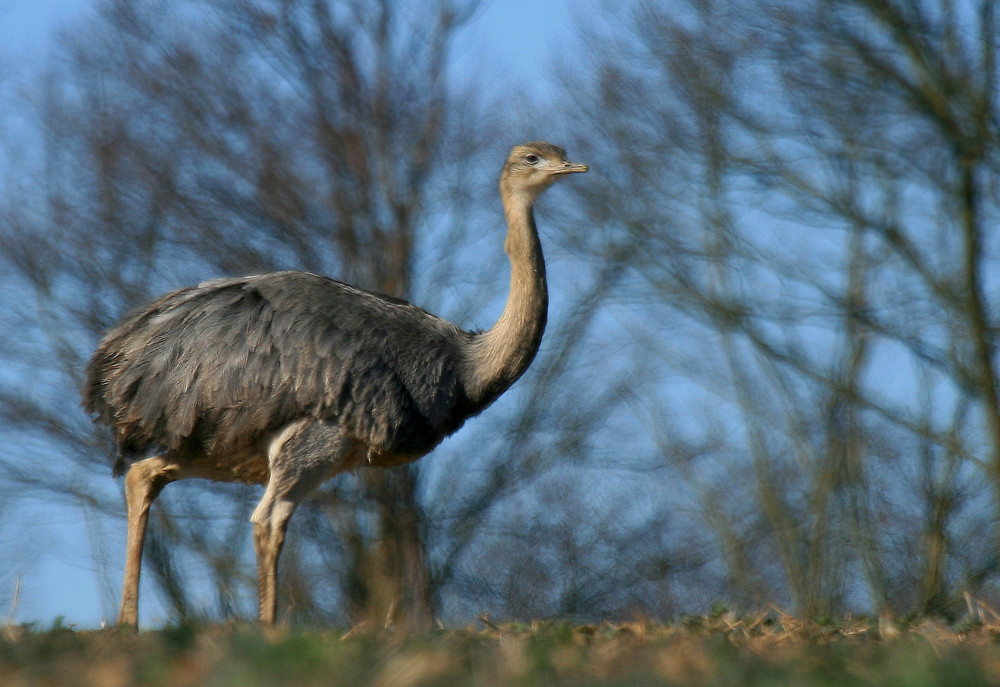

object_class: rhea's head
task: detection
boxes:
[500,142,588,201]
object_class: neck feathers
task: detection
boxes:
[463,191,548,406]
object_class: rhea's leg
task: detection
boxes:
[251,492,295,625]
[250,420,352,625]
[118,455,177,627]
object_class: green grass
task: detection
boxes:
[4,614,1000,686]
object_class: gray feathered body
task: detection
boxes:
[85,271,484,482]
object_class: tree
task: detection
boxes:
[14,0,998,626]
[0,0,484,626]
[563,0,1000,617]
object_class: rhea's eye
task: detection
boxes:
[524,154,540,165]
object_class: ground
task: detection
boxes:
[3,613,1000,686]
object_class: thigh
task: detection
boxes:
[265,419,360,503]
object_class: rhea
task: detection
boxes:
[84,142,588,626]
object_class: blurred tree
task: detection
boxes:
[0,0,485,626]
[563,0,1000,617]
[11,0,1000,627]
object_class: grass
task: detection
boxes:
[4,612,1000,686]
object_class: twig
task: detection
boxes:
[7,574,21,626]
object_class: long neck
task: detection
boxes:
[463,191,548,407]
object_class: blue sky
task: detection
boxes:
[0,0,586,628]
[0,0,89,66]
[0,0,580,75]
[454,0,580,92]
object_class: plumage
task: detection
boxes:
[86,272,477,473]
[84,142,588,625]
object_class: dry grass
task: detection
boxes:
[4,610,1000,686]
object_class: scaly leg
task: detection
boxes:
[118,455,177,627]
[252,494,295,625]
[251,420,352,625]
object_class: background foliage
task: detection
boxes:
[2,0,1000,626]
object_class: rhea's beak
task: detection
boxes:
[553,161,589,175]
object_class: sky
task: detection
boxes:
[0,0,585,628]
[0,0,89,66]
[453,0,580,96]
[0,0,580,78]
